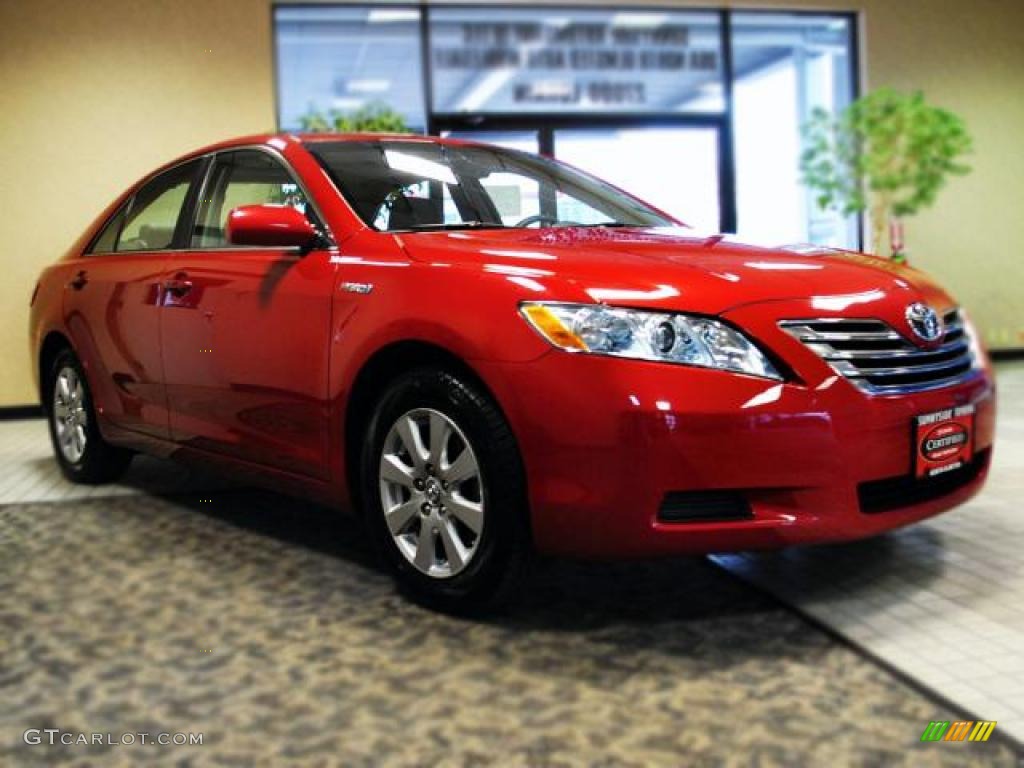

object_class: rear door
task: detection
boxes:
[160,148,337,478]
[63,159,204,439]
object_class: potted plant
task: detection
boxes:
[800,88,972,262]
[297,102,412,134]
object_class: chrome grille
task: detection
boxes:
[780,309,976,394]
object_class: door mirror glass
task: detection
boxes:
[226,205,319,249]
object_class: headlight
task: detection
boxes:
[520,302,782,380]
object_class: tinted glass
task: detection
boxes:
[309,140,674,232]
[117,161,200,252]
[192,150,313,248]
[90,208,125,253]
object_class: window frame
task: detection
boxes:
[86,145,336,257]
[85,157,207,256]
[86,204,128,255]
[184,145,336,253]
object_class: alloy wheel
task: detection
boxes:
[378,408,485,579]
[53,365,88,464]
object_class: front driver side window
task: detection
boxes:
[115,160,201,252]
[192,150,314,248]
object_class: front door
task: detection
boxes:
[160,149,337,479]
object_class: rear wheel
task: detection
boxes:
[361,367,529,612]
[46,348,132,484]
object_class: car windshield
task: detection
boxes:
[308,140,676,232]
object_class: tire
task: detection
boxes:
[360,367,530,613]
[45,348,132,484]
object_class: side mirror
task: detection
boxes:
[226,204,321,249]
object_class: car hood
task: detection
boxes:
[397,226,954,315]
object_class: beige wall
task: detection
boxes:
[0,0,277,406]
[2,0,1022,406]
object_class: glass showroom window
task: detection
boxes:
[731,13,857,248]
[275,6,427,132]
[274,7,857,245]
[428,7,725,115]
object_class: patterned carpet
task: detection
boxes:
[1,492,1020,767]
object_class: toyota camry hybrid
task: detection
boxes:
[29,133,995,609]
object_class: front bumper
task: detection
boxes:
[475,332,995,559]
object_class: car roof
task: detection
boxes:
[147,132,489,189]
[295,132,456,144]
[124,131,515,213]
[187,132,488,156]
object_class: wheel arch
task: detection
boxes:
[343,339,528,529]
[37,331,74,411]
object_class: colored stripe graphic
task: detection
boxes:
[944,721,973,741]
[969,721,997,742]
[920,720,997,742]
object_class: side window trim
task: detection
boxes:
[86,145,336,256]
[183,152,217,250]
[172,155,212,250]
[189,152,232,248]
[187,146,333,252]
[85,198,131,255]
[116,159,202,253]
[88,158,204,255]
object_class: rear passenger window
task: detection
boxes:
[116,160,201,252]
[90,208,125,253]
[192,150,314,248]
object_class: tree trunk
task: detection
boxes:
[889,218,906,263]
[870,201,888,257]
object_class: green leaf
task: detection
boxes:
[799,88,972,241]
[295,101,413,135]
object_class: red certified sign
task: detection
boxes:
[915,405,975,478]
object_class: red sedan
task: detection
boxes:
[29,134,995,609]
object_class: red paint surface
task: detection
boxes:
[28,134,996,558]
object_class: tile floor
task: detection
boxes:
[717,360,1024,745]
[2,362,1023,751]
[0,421,230,505]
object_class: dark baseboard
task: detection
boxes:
[991,348,1024,362]
[0,404,43,420]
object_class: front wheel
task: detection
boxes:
[361,368,529,612]
[46,348,132,484]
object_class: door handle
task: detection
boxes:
[68,270,88,290]
[163,273,193,297]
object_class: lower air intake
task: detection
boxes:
[658,491,753,523]
[858,448,990,514]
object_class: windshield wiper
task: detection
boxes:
[574,221,635,228]
[395,221,508,232]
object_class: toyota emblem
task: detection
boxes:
[905,302,943,342]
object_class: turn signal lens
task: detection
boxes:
[520,303,587,351]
